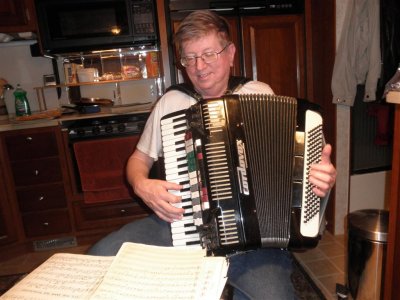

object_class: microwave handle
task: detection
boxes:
[51,58,61,99]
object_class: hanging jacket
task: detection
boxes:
[331,0,381,106]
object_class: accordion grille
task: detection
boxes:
[239,94,297,247]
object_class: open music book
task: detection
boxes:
[1,243,229,300]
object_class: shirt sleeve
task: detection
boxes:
[237,81,275,95]
[136,90,196,161]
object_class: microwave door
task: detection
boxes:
[35,0,160,54]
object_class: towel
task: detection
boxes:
[73,135,140,204]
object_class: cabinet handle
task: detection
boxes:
[26,136,33,142]
[34,169,39,176]
[43,222,49,226]
[38,196,44,201]
[120,209,126,214]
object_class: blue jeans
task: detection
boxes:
[88,214,296,300]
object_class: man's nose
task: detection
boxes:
[195,57,207,69]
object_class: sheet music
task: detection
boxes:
[1,243,228,300]
[91,243,228,300]
[1,253,113,300]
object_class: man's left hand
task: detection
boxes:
[308,144,337,198]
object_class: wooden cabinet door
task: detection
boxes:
[384,105,400,299]
[241,15,306,98]
[0,161,18,246]
[0,0,37,32]
[225,16,241,77]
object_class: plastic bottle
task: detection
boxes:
[145,51,159,78]
[13,84,31,116]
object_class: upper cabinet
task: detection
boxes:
[167,2,316,100]
[241,15,305,98]
[0,0,37,33]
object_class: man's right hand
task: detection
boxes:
[126,149,185,223]
[133,178,185,222]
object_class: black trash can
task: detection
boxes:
[347,209,389,300]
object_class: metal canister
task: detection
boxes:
[347,209,388,300]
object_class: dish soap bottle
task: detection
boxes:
[13,84,31,116]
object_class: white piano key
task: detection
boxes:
[161,118,187,130]
[164,143,185,153]
[166,172,189,182]
[171,225,197,234]
[165,165,188,176]
[165,162,188,172]
[164,155,187,165]
[183,207,193,214]
[169,189,191,196]
[160,113,186,125]
[172,231,200,241]
[172,235,201,247]
[173,202,191,209]
[164,148,186,157]
[171,218,196,229]
[162,132,186,142]
[164,159,187,168]
[169,178,190,186]
[162,136,186,147]
[161,127,186,137]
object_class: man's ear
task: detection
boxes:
[228,43,236,66]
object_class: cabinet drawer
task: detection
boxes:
[22,210,71,238]
[81,202,147,221]
[5,131,59,161]
[11,157,62,186]
[17,183,67,212]
[74,201,150,230]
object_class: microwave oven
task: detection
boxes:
[35,0,158,54]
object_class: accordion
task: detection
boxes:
[161,94,327,255]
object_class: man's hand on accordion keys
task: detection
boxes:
[127,151,185,223]
[135,179,185,223]
[308,144,337,198]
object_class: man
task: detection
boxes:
[88,10,336,299]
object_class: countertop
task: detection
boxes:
[0,104,153,132]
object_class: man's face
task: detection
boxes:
[181,33,235,98]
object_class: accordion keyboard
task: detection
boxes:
[160,111,201,247]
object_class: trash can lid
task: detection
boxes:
[348,209,389,242]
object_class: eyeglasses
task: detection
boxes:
[180,43,232,68]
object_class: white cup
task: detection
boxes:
[77,68,99,82]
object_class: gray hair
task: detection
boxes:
[173,10,231,55]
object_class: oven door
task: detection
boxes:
[61,113,154,230]
[72,135,139,204]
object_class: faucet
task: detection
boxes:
[1,82,14,100]
[0,82,14,116]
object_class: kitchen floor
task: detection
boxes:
[294,231,347,299]
[0,244,92,277]
[0,232,347,299]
